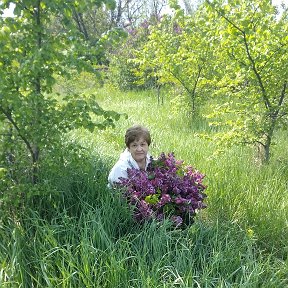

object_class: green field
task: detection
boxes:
[1,86,287,287]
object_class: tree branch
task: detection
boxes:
[0,104,35,159]
[259,43,287,74]
[242,32,271,109]
[206,0,272,109]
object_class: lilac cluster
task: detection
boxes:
[117,153,207,227]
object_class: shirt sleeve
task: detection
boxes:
[108,162,128,186]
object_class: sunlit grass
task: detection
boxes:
[82,86,288,250]
[0,86,287,287]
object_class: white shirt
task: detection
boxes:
[108,148,151,187]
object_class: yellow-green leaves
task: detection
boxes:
[145,194,160,205]
[204,0,288,162]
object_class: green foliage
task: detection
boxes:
[3,212,287,287]
[203,0,288,162]
[0,0,123,188]
[132,8,215,113]
[0,0,127,217]
[120,0,287,161]
[53,70,105,96]
[0,0,287,285]
[106,20,160,91]
[108,52,142,90]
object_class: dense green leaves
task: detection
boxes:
[204,0,288,161]
[0,0,123,188]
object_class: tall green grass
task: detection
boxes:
[84,87,288,252]
[0,86,287,287]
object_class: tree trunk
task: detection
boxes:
[31,0,42,184]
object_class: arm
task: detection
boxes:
[108,163,128,187]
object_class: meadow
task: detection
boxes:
[0,85,287,287]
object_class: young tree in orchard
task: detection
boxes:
[133,6,213,113]
[0,0,122,185]
[205,0,288,162]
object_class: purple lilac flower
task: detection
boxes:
[157,194,171,207]
[116,152,207,227]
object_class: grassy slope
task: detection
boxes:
[0,87,287,287]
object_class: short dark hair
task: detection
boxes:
[125,125,151,147]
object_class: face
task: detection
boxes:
[128,137,149,164]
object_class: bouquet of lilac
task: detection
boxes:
[117,152,207,227]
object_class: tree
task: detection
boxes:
[106,15,159,91]
[205,0,288,162]
[133,6,213,112]
[0,0,122,185]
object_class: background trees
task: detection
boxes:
[133,7,215,113]
[109,0,287,162]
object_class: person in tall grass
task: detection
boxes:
[108,125,152,187]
